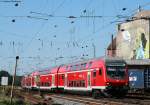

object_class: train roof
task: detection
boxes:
[125,59,150,66]
[57,56,126,73]
[26,56,125,76]
[63,56,125,65]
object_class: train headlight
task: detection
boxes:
[106,82,110,85]
[125,82,128,86]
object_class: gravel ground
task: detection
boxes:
[52,97,85,105]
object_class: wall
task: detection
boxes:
[116,19,149,59]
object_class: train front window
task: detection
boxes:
[107,66,126,79]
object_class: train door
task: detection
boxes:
[49,75,52,86]
[87,71,91,89]
[92,69,96,86]
[65,73,67,87]
[62,74,65,87]
[52,74,55,87]
[35,75,40,88]
[58,74,65,87]
[96,68,104,86]
[92,68,104,87]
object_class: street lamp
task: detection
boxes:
[10,56,19,104]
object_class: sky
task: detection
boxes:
[0,0,150,75]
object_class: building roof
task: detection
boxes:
[134,10,150,18]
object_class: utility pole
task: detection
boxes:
[149,19,150,59]
[111,34,114,57]
[138,5,142,12]
[10,56,19,104]
[92,43,96,58]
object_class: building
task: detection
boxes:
[107,10,150,60]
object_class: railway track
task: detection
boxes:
[13,88,150,105]
[49,94,122,105]
[14,89,52,105]
[48,94,150,105]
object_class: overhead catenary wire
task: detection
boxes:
[20,21,48,56]
[52,0,66,15]
[1,0,150,74]
[76,1,150,44]
[0,0,21,2]
[0,29,31,39]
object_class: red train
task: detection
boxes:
[21,57,129,98]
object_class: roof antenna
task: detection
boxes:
[138,5,142,12]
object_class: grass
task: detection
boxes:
[0,86,28,105]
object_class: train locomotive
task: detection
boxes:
[21,57,129,98]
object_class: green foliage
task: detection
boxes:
[0,70,9,76]
[0,100,24,105]
[0,70,23,86]
[14,76,23,86]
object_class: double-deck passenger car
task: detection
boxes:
[21,57,129,98]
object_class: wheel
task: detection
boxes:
[92,90,100,99]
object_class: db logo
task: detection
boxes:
[129,76,137,81]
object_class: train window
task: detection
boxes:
[77,81,80,87]
[38,82,40,86]
[79,81,82,87]
[42,82,44,86]
[71,66,74,70]
[70,66,72,70]
[74,65,78,70]
[83,63,87,68]
[74,65,77,70]
[72,65,76,70]
[78,65,81,70]
[81,64,83,69]
[88,62,92,68]
[81,80,85,87]
[70,81,73,87]
[71,81,73,87]
[93,70,96,77]
[58,75,60,79]
[62,74,65,80]
[69,81,71,87]
[47,83,49,86]
[75,65,77,70]
[66,66,68,70]
[59,75,62,79]
[99,68,102,75]
[73,81,76,87]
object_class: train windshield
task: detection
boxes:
[106,66,126,79]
